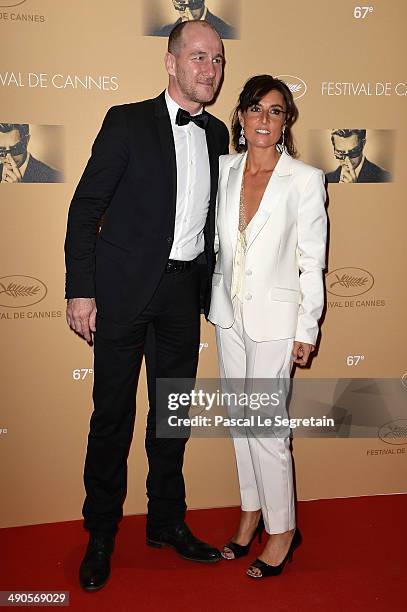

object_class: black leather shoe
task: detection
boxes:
[146,522,221,563]
[79,533,115,592]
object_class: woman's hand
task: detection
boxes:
[292,341,314,366]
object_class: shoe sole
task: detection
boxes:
[146,538,221,563]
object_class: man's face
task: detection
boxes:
[0,129,28,167]
[172,0,205,20]
[166,24,224,106]
[332,134,364,170]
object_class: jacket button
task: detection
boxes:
[245,293,252,301]
[166,236,173,244]
[246,269,252,276]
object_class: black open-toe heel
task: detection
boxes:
[247,528,302,578]
[221,515,264,560]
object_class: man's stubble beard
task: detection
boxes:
[177,69,218,105]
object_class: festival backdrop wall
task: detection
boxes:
[1,0,406,528]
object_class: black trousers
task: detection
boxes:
[82,264,201,535]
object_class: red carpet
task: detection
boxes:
[2,496,406,611]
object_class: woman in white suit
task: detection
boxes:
[208,75,327,579]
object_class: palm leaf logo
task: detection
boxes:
[0,282,40,298]
[384,424,407,439]
[330,274,368,289]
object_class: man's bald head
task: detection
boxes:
[168,20,221,55]
[164,18,224,113]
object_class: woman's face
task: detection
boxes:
[239,89,286,151]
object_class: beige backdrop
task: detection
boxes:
[1,0,406,528]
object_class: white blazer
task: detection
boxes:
[208,151,327,344]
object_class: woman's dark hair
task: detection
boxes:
[231,75,299,157]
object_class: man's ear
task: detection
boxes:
[164,52,176,77]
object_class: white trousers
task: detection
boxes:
[215,298,296,534]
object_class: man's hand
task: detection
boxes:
[1,154,23,183]
[339,157,357,183]
[66,297,97,342]
[292,341,314,366]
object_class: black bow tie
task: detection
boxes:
[175,108,209,129]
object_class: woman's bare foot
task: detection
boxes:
[247,528,295,576]
[222,509,262,560]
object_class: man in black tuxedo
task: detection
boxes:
[151,0,236,39]
[65,20,229,591]
[0,123,62,183]
[326,129,391,183]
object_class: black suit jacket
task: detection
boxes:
[326,158,391,183]
[23,156,62,183]
[64,91,229,322]
[152,10,236,39]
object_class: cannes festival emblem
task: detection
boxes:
[0,275,47,307]
[378,420,407,445]
[276,75,307,100]
[326,267,374,297]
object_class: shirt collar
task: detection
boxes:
[19,152,30,178]
[354,155,365,178]
[165,89,203,126]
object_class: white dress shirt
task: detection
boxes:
[165,90,210,261]
[17,152,30,178]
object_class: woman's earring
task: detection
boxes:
[277,127,286,153]
[239,126,246,147]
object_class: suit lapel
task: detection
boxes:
[357,158,369,182]
[205,121,220,209]
[153,92,177,219]
[203,122,220,250]
[22,156,35,182]
[246,151,293,249]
